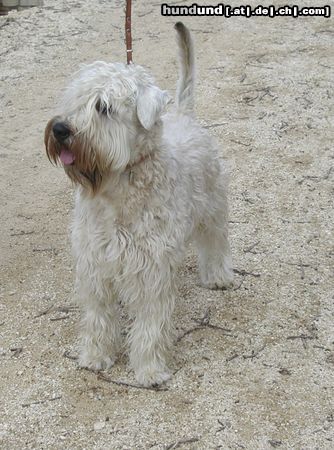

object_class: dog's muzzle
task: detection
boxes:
[51,121,76,166]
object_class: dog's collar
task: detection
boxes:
[125,153,152,185]
[126,153,151,171]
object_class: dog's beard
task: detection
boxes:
[45,119,105,194]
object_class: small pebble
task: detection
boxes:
[94,421,106,431]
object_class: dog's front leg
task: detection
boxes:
[76,271,121,371]
[129,289,175,387]
[122,254,177,387]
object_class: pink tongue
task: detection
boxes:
[60,148,75,165]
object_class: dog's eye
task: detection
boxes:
[96,100,112,115]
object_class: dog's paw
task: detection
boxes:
[78,353,115,371]
[201,279,234,290]
[200,268,234,290]
[135,367,171,387]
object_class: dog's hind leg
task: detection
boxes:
[194,189,234,290]
[195,219,234,290]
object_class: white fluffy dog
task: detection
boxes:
[45,22,233,386]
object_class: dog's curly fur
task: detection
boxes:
[45,22,233,386]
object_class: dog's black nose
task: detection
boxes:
[53,122,71,142]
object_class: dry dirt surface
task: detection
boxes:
[0,0,333,449]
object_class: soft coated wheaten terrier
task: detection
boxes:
[45,22,233,386]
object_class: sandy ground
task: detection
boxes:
[0,0,333,449]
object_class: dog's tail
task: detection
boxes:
[175,22,195,115]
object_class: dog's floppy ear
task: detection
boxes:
[137,85,171,130]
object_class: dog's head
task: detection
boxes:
[45,62,170,193]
